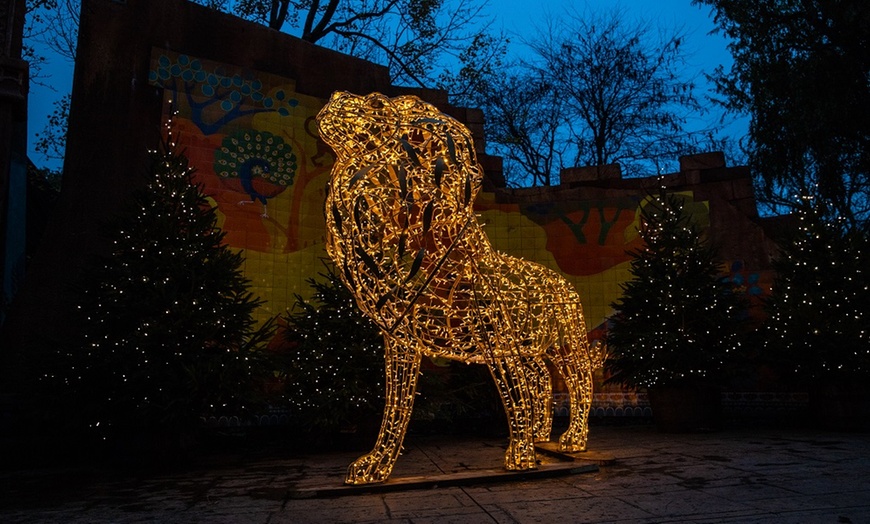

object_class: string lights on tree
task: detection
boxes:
[604,188,745,391]
[50,110,274,442]
[282,265,385,434]
[765,195,869,383]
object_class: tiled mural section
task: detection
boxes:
[149,49,334,323]
[148,49,772,344]
[476,191,715,335]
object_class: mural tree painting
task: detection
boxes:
[146,50,335,256]
[517,198,645,277]
[149,53,300,136]
[525,199,640,246]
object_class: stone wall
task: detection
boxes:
[5,1,783,403]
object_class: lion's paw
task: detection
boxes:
[345,452,394,485]
[558,432,587,453]
[504,440,537,471]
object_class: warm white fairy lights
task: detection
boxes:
[765,196,869,379]
[316,91,603,485]
[603,191,748,391]
[46,106,271,437]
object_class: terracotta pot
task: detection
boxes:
[809,381,870,431]
[648,384,723,433]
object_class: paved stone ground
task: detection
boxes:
[2,424,869,523]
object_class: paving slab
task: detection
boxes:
[292,461,598,498]
[1,425,869,523]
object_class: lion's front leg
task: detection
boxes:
[346,336,421,485]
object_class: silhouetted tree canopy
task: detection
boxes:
[695,0,870,225]
[461,8,718,186]
[205,0,507,95]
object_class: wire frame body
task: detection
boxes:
[316,91,601,485]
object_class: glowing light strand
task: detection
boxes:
[317,91,603,485]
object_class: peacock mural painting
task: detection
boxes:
[215,130,298,217]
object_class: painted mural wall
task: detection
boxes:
[148,49,771,351]
[149,49,336,324]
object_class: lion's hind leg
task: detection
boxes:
[548,341,593,453]
[524,356,553,443]
[487,355,537,470]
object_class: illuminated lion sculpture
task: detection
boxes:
[317,91,602,485]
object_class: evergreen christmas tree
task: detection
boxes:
[605,190,745,390]
[58,124,274,440]
[765,197,870,384]
[281,265,502,437]
[282,265,385,434]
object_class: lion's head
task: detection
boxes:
[317,91,483,210]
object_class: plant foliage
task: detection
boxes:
[280,264,503,435]
[605,190,746,389]
[52,130,275,439]
[764,197,870,383]
[281,265,385,433]
[694,0,870,224]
